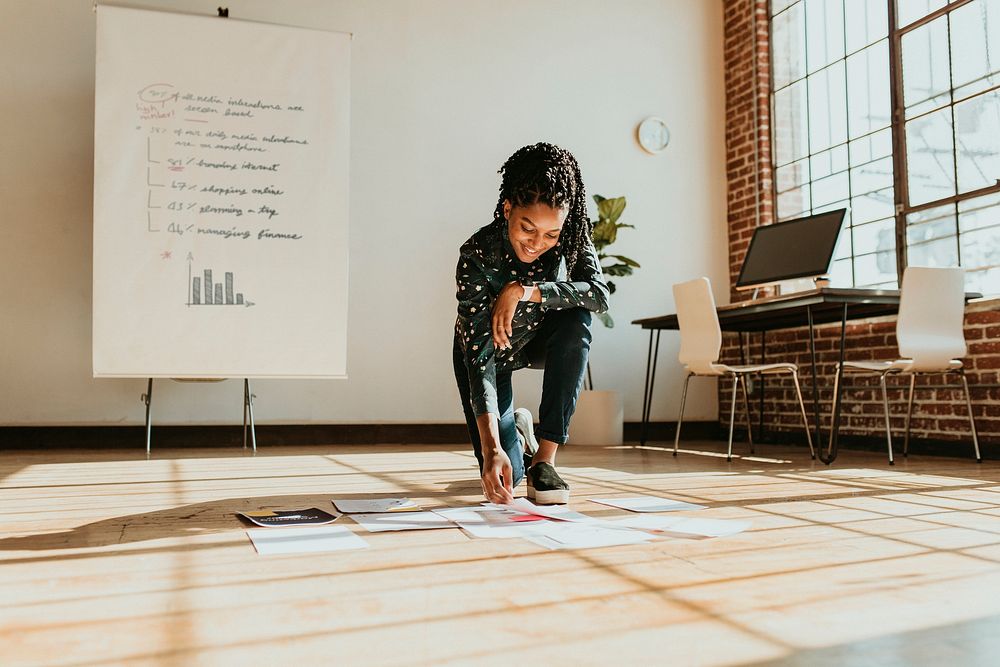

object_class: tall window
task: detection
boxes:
[769,0,1000,294]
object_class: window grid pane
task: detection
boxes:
[950,0,1000,95]
[845,0,889,53]
[901,15,951,116]
[897,0,947,30]
[954,90,1000,194]
[806,0,845,73]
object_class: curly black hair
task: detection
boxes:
[493,142,592,276]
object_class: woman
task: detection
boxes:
[452,142,609,505]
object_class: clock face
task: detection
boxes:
[637,117,670,153]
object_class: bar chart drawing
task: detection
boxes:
[187,264,253,307]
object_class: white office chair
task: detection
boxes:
[830,266,980,464]
[672,277,814,461]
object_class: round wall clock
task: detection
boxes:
[636,116,670,154]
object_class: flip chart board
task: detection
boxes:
[93,6,350,378]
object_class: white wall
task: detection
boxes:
[0,0,728,426]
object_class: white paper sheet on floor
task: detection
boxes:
[349,511,458,532]
[247,526,369,555]
[588,496,707,513]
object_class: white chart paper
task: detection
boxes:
[349,512,457,533]
[434,506,556,539]
[333,498,421,514]
[526,523,656,550]
[589,496,707,513]
[94,6,350,378]
[247,526,369,555]
[506,498,601,524]
[617,515,751,538]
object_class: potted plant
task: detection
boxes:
[591,195,641,329]
[569,194,641,445]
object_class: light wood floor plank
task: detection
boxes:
[2,442,1000,666]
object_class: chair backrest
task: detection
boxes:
[896,266,967,370]
[672,277,723,374]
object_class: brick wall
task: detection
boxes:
[724,0,772,298]
[721,0,1000,452]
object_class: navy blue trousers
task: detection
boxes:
[452,308,593,487]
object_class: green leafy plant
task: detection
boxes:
[591,194,640,328]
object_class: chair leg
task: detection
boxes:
[879,373,894,465]
[739,374,754,455]
[791,370,815,459]
[727,375,738,462]
[959,369,982,463]
[903,374,916,458]
[674,374,691,458]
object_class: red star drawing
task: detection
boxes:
[160,250,172,259]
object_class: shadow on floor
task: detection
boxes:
[744,613,1000,667]
[0,490,475,552]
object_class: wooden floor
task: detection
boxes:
[3,440,1000,666]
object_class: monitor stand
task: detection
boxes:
[750,275,831,301]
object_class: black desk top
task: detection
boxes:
[631,287,984,333]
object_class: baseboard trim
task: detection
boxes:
[1,423,987,460]
[0,422,717,449]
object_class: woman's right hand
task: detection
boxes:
[481,447,514,505]
[491,281,523,350]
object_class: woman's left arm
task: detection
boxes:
[536,242,610,313]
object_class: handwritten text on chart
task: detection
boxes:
[139,84,311,242]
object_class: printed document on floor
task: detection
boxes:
[349,511,458,532]
[332,498,421,513]
[247,526,370,555]
[238,507,341,527]
[525,522,658,550]
[434,506,557,539]
[616,515,751,538]
[588,496,707,513]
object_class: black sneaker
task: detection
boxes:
[514,408,538,457]
[514,408,538,473]
[526,462,570,505]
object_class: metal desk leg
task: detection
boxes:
[737,332,755,442]
[758,332,767,441]
[821,304,849,465]
[640,331,654,445]
[806,305,824,460]
[640,330,661,445]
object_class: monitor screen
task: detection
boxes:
[736,209,847,290]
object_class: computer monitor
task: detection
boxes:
[735,208,847,291]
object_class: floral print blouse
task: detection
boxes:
[454,221,610,416]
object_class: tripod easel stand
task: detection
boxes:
[141,378,257,456]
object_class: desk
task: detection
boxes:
[632,288,981,464]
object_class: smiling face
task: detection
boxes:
[504,199,567,263]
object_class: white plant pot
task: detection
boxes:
[568,390,623,446]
